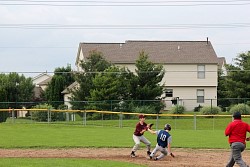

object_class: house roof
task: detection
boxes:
[77,40,219,64]
[37,77,52,86]
[32,73,51,81]
[61,81,78,94]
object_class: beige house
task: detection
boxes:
[73,40,223,111]
[14,73,52,118]
[61,81,78,109]
[218,57,227,76]
[32,73,52,100]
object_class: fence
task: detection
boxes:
[1,98,250,112]
[1,108,249,130]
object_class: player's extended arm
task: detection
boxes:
[147,128,156,134]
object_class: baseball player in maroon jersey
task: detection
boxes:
[130,114,151,158]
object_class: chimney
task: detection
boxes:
[178,45,180,50]
[120,43,122,48]
[206,37,209,45]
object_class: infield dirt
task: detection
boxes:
[0,148,250,167]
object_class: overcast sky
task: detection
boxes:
[0,0,250,77]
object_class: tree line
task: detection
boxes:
[1,50,250,122]
[217,51,250,110]
[0,51,165,122]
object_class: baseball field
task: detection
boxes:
[0,122,250,166]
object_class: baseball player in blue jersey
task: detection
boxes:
[147,124,175,160]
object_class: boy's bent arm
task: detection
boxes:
[225,124,232,136]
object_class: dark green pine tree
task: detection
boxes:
[71,51,111,109]
[132,51,165,113]
[45,65,75,109]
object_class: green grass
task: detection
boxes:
[0,158,145,167]
[5,111,240,130]
[0,123,231,149]
[1,117,238,167]
[0,122,237,167]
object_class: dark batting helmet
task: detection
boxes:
[233,111,241,119]
[164,124,171,131]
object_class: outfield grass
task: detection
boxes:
[6,112,241,131]
[0,121,241,167]
[0,123,232,149]
[0,158,146,167]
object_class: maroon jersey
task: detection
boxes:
[134,122,148,136]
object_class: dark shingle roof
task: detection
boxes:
[78,40,218,64]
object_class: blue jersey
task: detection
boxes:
[156,130,171,148]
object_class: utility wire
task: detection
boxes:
[1,0,250,2]
[0,42,250,48]
[1,23,250,29]
[0,0,250,6]
[0,46,76,48]
[0,70,249,75]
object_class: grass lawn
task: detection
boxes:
[0,121,240,167]
[0,158,146,167]
[0,123,231,149]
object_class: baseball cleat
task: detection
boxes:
[147,151,151,156]
[154,157,158,161]
[130,152,136,158]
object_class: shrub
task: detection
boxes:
[0,112,9,123]
[247,101,250,106]
[87,112,119,120]
[170,105,185,114]
[201,106,221,115]
[133,105,156,114]
[229,103,250,115]
[31,103,66,122]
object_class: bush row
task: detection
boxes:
[170,103,250,115]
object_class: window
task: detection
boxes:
[197,65,205,79]
[165,89,173,97]
[197,89,204,103]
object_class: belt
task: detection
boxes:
[158,144,166,148]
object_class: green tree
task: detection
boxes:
[0,73,34,122]
[71,51,111,109]
[217,68,231,110]
[224,51,250,101]
[88,66,133,111]
[132,51,165,113]
[45,65,74,109]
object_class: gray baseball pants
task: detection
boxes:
[150,144,168,160]
[132,134,151,152]
[226,142,249,167]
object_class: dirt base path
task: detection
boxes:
[0,148,250,167]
